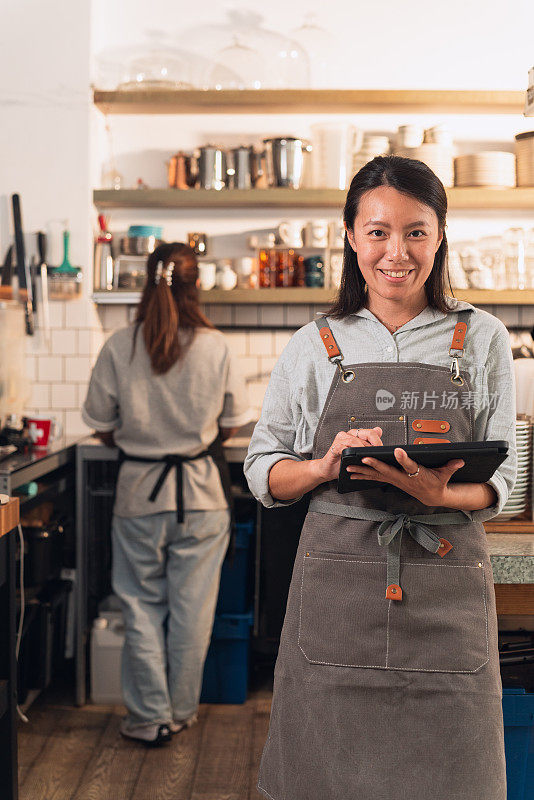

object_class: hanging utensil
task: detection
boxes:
[37,232,50,344]
[48,224,82,300]
[0,245,14,300]
[11,193,34,335]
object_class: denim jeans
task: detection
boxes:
[111,509,231,727]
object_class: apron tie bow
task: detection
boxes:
[377,513,451,602]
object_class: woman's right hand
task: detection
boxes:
[316,427,384,482]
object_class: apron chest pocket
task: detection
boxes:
[386,558,489,673]
[298,550,389,668]
[347,414,408,447]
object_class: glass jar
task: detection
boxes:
[503,228,526,290]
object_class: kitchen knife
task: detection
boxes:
[37,231,50,344]
[11,193,34,335]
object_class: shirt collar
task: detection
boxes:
[350,297,476,332]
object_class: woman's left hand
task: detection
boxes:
[346,448,465,507]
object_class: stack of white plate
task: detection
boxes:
[393,143,454,187]
[515,131,534,186]
[352,134,391,174]
[495,416,531,520]
[454,152,516,188]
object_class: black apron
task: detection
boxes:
[116,434,236,563]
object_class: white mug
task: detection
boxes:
[216,263,238,291]
[329,220,345,248]
[198,261,216,290]
[277,220,304,248]
[304,220,329,248]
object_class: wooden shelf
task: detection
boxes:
[92,288,534,306]
[93,288,337,305]
[93,89,525,115]
[94,188,344,209]
[93,187,534,211]
[484,514,534,534]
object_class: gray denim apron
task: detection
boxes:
[257,310,506,800]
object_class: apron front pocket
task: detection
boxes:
[298,550,388,668]
[386,558,489,673]
[347,413,408,447]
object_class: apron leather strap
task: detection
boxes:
[315,309,473,385]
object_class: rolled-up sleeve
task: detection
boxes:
[467,323,517,523]
[244,360,303,508]
[81,342,120,432]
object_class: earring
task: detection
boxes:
[155,261,163,285]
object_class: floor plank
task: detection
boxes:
[73,708,146,800]
[130,705,208,800]
[19,709,111,800]
[190,704,253,800]
[18,706,64,786]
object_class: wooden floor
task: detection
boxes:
[17,671,273,800]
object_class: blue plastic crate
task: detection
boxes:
[200,609,254,704]
[502,688,534,799]
[216,520,255,614]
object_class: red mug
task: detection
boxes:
[26,416,62,447]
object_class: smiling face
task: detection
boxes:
[346,185,444,307]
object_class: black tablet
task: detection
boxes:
[337,440,509,493]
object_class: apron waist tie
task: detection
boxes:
[308,499,468,602]
[118,449,210,524]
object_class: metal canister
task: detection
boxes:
[228,146,254,190]
[198,146,228,190]
[263,137,312,189]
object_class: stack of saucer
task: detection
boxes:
[352,134,391,174]
[454,152,516,187]
[515,131,534,186]
[393,142,454,187]
[496,416,531,520]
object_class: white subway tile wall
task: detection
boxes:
[21,296,524,435]
[51,383,78,410]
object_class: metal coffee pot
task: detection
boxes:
[263,137,312,189]
[197,146,228,190]
[226,146,267,190]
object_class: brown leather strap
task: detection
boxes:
[437,539,453,557]
[412,419,451,433]
[414,437,451,444]
[450,320,467,353]
[386,583,403,601]
[318,325,341,358]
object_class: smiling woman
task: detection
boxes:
[245,154,517,800]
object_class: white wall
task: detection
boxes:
[0,0,101,436]
[1,0,533,433]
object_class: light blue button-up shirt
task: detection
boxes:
[244,298,517,522]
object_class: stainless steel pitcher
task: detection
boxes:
[263,137,312,189]
[228,146,254,190]
[198,146,228,190]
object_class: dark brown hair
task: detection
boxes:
[327,155,456,318]
[132,242,214,375]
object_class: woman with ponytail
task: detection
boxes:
[83,242,251,746]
